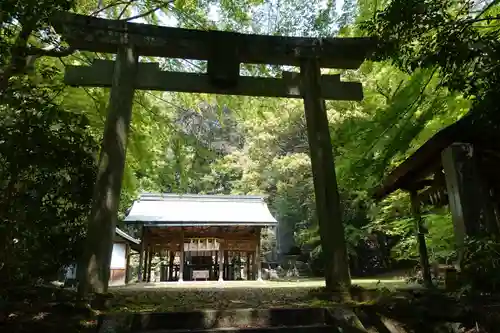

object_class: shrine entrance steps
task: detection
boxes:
[96,307,357,333]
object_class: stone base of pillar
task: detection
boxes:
[178,278,183,283]
[256,278,263,282]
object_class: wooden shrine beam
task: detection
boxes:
[51,12,375,69]
[148,236,257,242]
[409,190,432,288]
[65,60,364,101]
[417,185,448,207]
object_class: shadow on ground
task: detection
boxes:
[0,278,415,332]
[0,286,97,332]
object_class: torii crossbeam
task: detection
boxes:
[51,11,374,294]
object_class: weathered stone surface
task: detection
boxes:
[51,12,374,69]
[64,60,363,101]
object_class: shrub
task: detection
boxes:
[0,80,97,286]
[460,236,500,293]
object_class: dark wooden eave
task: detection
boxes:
[372,119,465,200]
[372,112,500,201]
[50,12,376,69]
[114,227,141,251]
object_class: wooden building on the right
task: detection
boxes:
[373,112,500,286]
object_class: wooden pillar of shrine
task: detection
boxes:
[168,250,175,281]
[246,252,251,280]
[442,143,480,245]
[409,190,432,288]
[138,226,145,282]
[255,228,262,281]
[147,246,153,282]
[441,143,494,267]
[125,244,131,284]
[179,229,184,282]
[209,250,214,279]
[300,58,351,291]
[158,248,164,282]
[251,248,257,280]
[142,230,149,282]
[218,242,224,282]
[223,250,229,280]
[214,249,219,280]
[142,245,149,282]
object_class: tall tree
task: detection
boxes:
[361,0,500,121]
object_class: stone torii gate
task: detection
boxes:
[51,12,373,294]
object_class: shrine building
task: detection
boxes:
[124,193,278,282]
[374,111,500,286]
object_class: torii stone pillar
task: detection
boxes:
[77,46,139,295]
[300,58,351,292]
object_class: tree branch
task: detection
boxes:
[120,0,174,21]
[120,8,159,21]
[26,46,75,57]
[91,0,135,16]
[465,16,500,24]
[117,1,136,19]
[375,84,390,100]
[474,23,500,28]
[119,6,161,21]
[476,0,500,19]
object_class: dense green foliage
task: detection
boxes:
[461,236,500,292]
[0,69,97,285]
[1,0,499,286]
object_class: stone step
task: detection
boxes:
[97,308,330,332]
[140,324,336,333]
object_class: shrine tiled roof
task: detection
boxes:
[124,193,278,226]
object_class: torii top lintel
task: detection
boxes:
[51,12,375,69]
